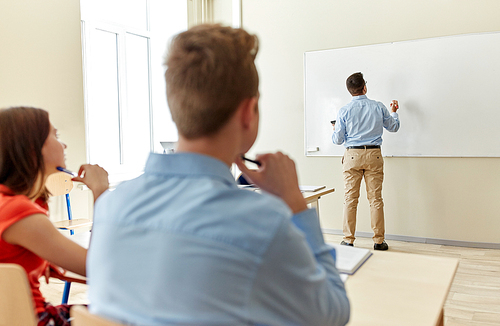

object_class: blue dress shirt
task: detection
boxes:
[332,95,400,147]
[88,152,350,326]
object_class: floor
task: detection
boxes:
[42,235,500,325]
[40,277,89,306]
[324,234,500,326]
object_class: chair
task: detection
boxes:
[46,172,93,235]
[71,305,125,326]
[45,172,92,304]
[0,263,37,326]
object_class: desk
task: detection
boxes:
[240,186,335,218]
[345,251,458,326]
[303,187,335,214]
[65,231,91,249]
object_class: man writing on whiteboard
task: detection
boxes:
[332,72,400,250]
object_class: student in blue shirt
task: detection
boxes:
[87,24,350,326]
[332,72,400,250]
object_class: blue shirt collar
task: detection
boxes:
[144,152,236,187]
[352,95,367,100]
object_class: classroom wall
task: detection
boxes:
[0,0,91,222]
[2,1,499,243]
[238,0,500,244]
[212,0,233,26]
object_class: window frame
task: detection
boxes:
[81,19,154,182]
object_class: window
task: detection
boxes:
[81,0,188,182]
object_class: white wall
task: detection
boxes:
[240,0,500,243]
[213,0,233,26]
[0,0,91,222]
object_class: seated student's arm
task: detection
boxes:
[249,210,350,326]
[236,152,349,325]
[2,214,87,276]
[236,152,307,214]
[1,166,106,278]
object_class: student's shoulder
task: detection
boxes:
[229,188,291,217]
[98,174,147,198]
[211,188,292,232]
[0,192,44,214]
[0,193,47,232]
[210,189,292,256]
[93,175,147,213]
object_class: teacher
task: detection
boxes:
[332,72,400,250]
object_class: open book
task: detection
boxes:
[328,243,372,275]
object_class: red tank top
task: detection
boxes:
[0,184,50,313]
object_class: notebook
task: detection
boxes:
[328,243,372,275]
[299,185,326,192]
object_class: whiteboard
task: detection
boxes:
[304,32,500,157]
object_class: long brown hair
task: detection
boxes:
[0,107,51,200]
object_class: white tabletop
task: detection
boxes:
[345,251,458,326]
[64,231,91,249]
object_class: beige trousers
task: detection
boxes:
[342,148,385,244]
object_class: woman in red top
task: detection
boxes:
[0,106,109,326]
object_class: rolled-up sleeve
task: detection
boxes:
[332,116,346,145]
[382,105,400,132]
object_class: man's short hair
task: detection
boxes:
[346,72,365,96]
[164,24,259,139]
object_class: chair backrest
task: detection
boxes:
[47,171,91,236]
[46,172,74,196]
[0,264,37,326]
[71,306,124,326]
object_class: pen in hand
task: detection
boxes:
[240,155,261,166]
[56,166,77,177]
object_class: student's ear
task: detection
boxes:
[240,96,258,129]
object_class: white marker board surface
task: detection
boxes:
[304,32,500,157]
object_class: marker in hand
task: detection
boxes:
[56,166,77,177]
[240,155,261,167]
[390,100,399,112]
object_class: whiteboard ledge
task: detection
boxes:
[305,154,500,158]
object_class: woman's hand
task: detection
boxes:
[43,262,66,284]
[72,164,109,202]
